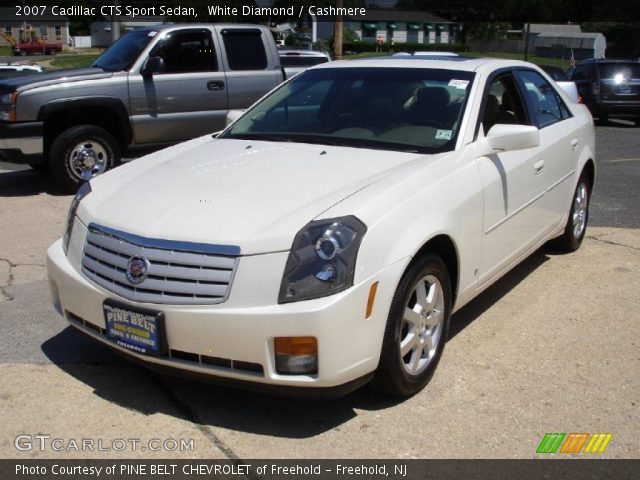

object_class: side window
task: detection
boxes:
[481,73,528,134]
[515,70,568,128]
[149,30,217,73]
[569,65,586,81]
[221,29,268,71]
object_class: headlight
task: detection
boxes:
[62,182,92,254]
[0,92,17,122]
[278,216,367,303]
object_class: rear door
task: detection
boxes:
[128,28,228,145]
[215,27,283,110]
[514,69,580,229]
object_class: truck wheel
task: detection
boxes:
[19,50,27,57]
[49,125,120,193]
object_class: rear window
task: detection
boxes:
[598,63,640,80]
[221,29,267,71]
[280,56,329,67]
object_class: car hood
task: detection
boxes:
[81,137,426,255]
[0,67,111,93]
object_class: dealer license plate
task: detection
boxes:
[103,300,165,355]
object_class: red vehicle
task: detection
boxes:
[12,40,62,56]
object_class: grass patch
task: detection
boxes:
[0,45,11,56]
[49,54,99,69]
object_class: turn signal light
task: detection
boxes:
[274,336,318,375]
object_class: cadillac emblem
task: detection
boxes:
[126,255,150,284]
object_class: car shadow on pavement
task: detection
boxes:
[41,247,551,440]
[0,169,65,197]
[448,247,550,340]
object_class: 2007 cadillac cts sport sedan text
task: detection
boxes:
[46,57,595,397]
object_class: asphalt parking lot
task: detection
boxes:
[0,121,638,459]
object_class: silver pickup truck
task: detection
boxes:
[0,24,285,192]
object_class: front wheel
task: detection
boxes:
[550,173,591,252]
[49,125,120,193]
[374,254,452,397]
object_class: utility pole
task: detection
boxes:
[333,0,344,59]
[111,0,120,44]
[523,20,530,61]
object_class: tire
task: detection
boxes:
[19,50,27,57]
[374,254,452,397]
[634,117,640,127]
[550,173,591,252]
[48,49,56,56]
[49,125,120,193]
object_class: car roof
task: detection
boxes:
[312,57,539,74]
[0,63,43,71]
[392,51,459,57]
[279,49,330,57]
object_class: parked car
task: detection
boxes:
[567,58,640,124]
[0,24,285,192]
[540,65,580,103]
[47,57,595,398]
[279,49,331,78]
[12,40,62,56]
[0,63,44,79]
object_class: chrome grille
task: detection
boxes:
[81,224,239,305]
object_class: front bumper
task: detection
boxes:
[46,223,408,394]
[0,121,44,164]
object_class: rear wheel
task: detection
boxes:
[48,49,56,56]
[49,125,120,193]
[550,173,590,252]
[374,254,451,397]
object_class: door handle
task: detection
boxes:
[534,160,545,175]
[570,138,579,150]
[207,80,225,91]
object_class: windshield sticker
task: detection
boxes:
[435,129,453,140]
[148,31,158,37]
[448,79,469,89]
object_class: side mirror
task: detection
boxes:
[486,124,540,152]
[141,56,165,77]
[225,109,245,126]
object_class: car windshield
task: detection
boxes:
[222,67,474,154]
[92,30,155,72]
[598,63,640,80]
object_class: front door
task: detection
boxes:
[475,72,548,283]
[128,28,228,146]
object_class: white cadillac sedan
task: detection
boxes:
[47,57,595,397]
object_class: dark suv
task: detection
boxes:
[567,59,640,125]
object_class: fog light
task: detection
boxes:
[274,336,318,375]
